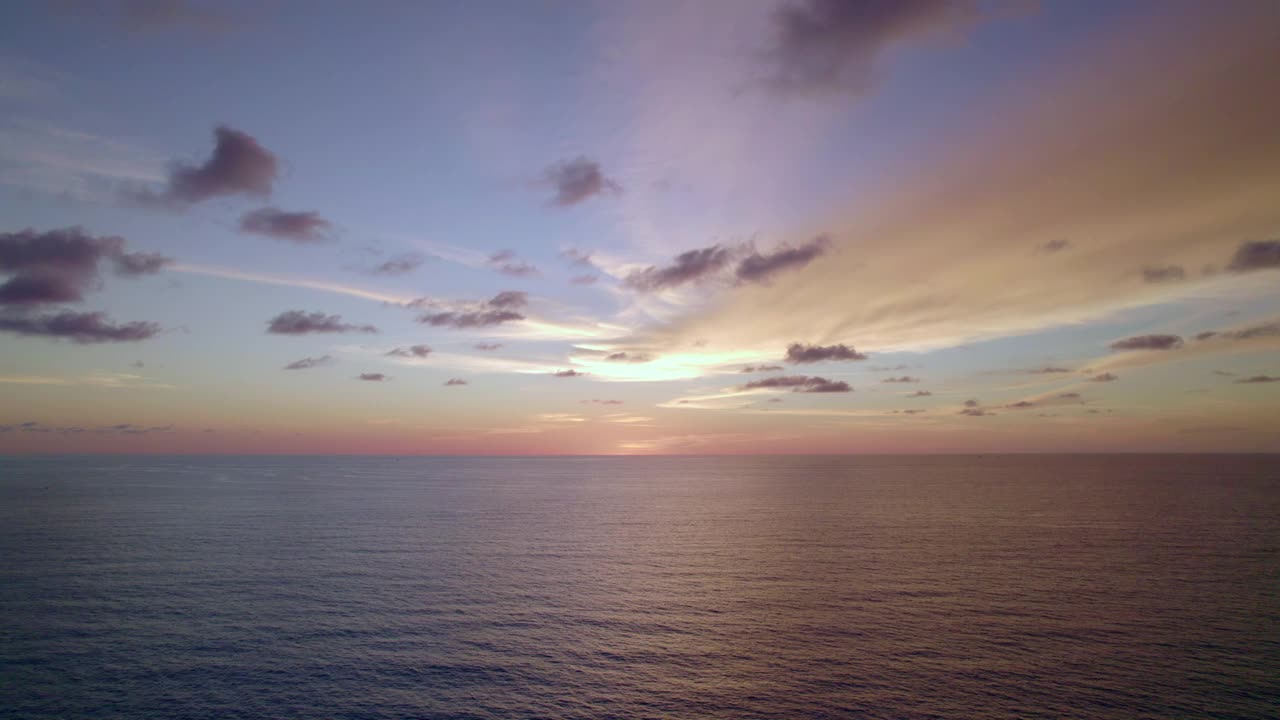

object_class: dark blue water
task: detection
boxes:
[1,455,1277,719]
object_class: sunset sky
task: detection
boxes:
[1,0,1278,454]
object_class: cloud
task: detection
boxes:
[1091,372,1119,382]
[266,311,377,335]
[554,369,586,377]
[762,0,997,95]
[571,274,599,286]
[386,345,431,358]
[1213,370,1235,377]
[0,309,160,342]
[1225,240,1280,273]
[358,373,388,382]
[740,364,783,373]
[239,208,331,243]
[583,399,624,405]
[0,226,168,305]
[881,375,918,383]
[909,390,931,397]
[543,157,621,206]
[1029,367,1071,374]
[1235,375,1280,384]
[959,408,993,416]
[488,291,529,309]
[735,236,830,284]
[605,351,653,363]
[1006,400,1035,409]
[1038,239,1071,254]
[418,309,525,329]
[785,342,867,363]
[1141,265,1186,283]
[283,355,333,370]
[112,251,172,276]
[870,364,909,371]
[474,343,503,351]
[624,245,732,291]
[137,126,276,205]
[488,250,539,278]
[963,399,979,407]
[369,253,426,276]
[742,375,851,393]
[1110,334,1183,351]
[633,7,1280,361]
[444,378,468,386]
[1058,392,1082,399]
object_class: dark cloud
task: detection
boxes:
[1142,265,1186,283]
[583,399,624,405]
[785,342,867,363]
[561,248,595,267]
[870,364,909,371]
[283,355,333,370]
[142,126,277,205]
[1091,372,1119,382]
[553,369,586,377]
[1110,334,1183,351]
[1235,375,1280,384]
[768,397,784,403]
[959,408,993,416]
[624,245,732,292]
[543,157,621,206]
[901,408,926,414]
[239,208,331,243]
[0,227,167,306]
[95,423,173,435]
[488,250,539,278]
[881,376,919,383]
[1058,392,1082,399]
[605,352,653,363]
[1196,332,1218,341]
[742,375,851,393]
[740,364,784,373]
[1006,400,1035,409]
[488,291,528,309]
[358,373,388,382]
[369,253,426,276]
[386,345,431,358]
[1217,321,1280,342]
[473,343,503,351]
[1226,240,1280,273]
[0,310,160,343]
[909,390,932,397]
[444,378,468,386]
[112,251,173,276]
[418,309,524,329]
[571,274,599,286]
[963,399,979,407]
[266,310,377,335]
[1038,238,1071,254]
[1027,367,1071,374]
[763,0,993,95]
[735,235,830,284]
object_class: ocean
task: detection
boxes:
[1,455,1276,719]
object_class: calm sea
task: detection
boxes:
[1,455,1276,719]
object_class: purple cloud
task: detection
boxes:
[785,342,867,363]
[266,311,377,335]
[473,342,503,351]
[358,373,388,382]
[0,227,169,306]
[1226,240,1280,272]
[624,245,732,292]
[369,253,426,276]
[0,310,160,343]
[283,355,333,370]
[554,369,586,377]
[741,364,784,373]
[909,390,932,397]
[1110,334,1183,351]
[882,376,919,383]
[735,235,830,284]
[1091,372,1119,382]
[444,378,468,386]
[488,250,539,278]
[386,345,431,358]
[1235,375,1280,384]
[543,157,621,206]
[742,375,851,393]
[144,126,277,204]
[418,309,524,329]
[239,208,330,243]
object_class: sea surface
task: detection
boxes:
[1,455,1277,719]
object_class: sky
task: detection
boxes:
[1,0,1279,455]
